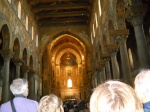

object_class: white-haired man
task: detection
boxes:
[0,78,38,112]
[134,69,150,112]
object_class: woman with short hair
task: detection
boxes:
[38,94,64,112]
[90,80,143,112]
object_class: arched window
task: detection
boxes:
[91,33,93,44]
[67,78,72,88]
[26,16,29,31]
[98,0,102,16]
[93,24,95,38]
[18,1,21,19]
[32,26,34,40]
[95,12,98,28]
[36,35,38,47]
[128,48,134,68]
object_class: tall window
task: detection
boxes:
[18,1,21,19]
[26,16,29,31]
[32,26,34,40]
[95,12,98,28]
[67,78,72,88]
[93,24,95,38]
[128,48,134,68]
[91,33,93,44]
[98,0,102,16]
[36,35,38,47]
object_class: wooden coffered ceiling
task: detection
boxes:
[27,0,92,27]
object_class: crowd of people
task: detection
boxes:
[0,69,150,112]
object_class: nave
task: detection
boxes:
[0,0,150,104]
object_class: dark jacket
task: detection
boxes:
[77,101,85,112]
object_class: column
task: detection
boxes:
[12,58,23,78]
[28,69,35,100]
[126,4,149,68]
[105,62,111,79]
[101,54,111,79]
[21,66,29,79]
[100,67,106,83]
[96,68,101,85]
[115,30,132,85]
[37,88,40,102]
[99,61,106,82]
[87,71,92,88]
[1,50,13,103]
[107,45,120,79]
[37,79,41,102]
[93,72,97,87]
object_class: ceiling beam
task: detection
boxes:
[39,18,87,22]
[27,0,91,27]
[32,4,90,13]
[28,0,83,5]
[36,11,89,19]
[38,18,88,24]
[39,21,88,27]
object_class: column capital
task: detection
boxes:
[96,60,106,70]
[107,44,119,54]
[21,65,29,72]
[109,29,115,37]
[29,69,35,74]
[0,49,13,55]
[95,67,101,71]
[125,4,147,26]
[99,60,106,68]
[96,60,101,71]
[96,60,106,71]
[0,49,13,61]
[114,30,129,45]
[114,30,129,36]
[12,58,23,64]
[100,54,110,61]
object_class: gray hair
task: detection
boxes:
[38,94,64,112]
[90,80,143,112]
[134,69,150,103]
[10,78,28,95]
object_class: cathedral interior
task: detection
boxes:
[0,0,150,103]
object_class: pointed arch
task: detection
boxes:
[56,48,81,65]
[0,24,11,50]
[13,38,20,58]
[40,31,91,55]
[52,42,83,58]
[23,48,27,65]
[29,56,33,70]
[18,1,21,19]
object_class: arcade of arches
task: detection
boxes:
[0,0,150,103]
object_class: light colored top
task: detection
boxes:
[0,97,38,112]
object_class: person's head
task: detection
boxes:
[90,80,143,112]
[134,69,150,103]
[75,96,81,103]
[38,94,64,112]
[10,78,28,97]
